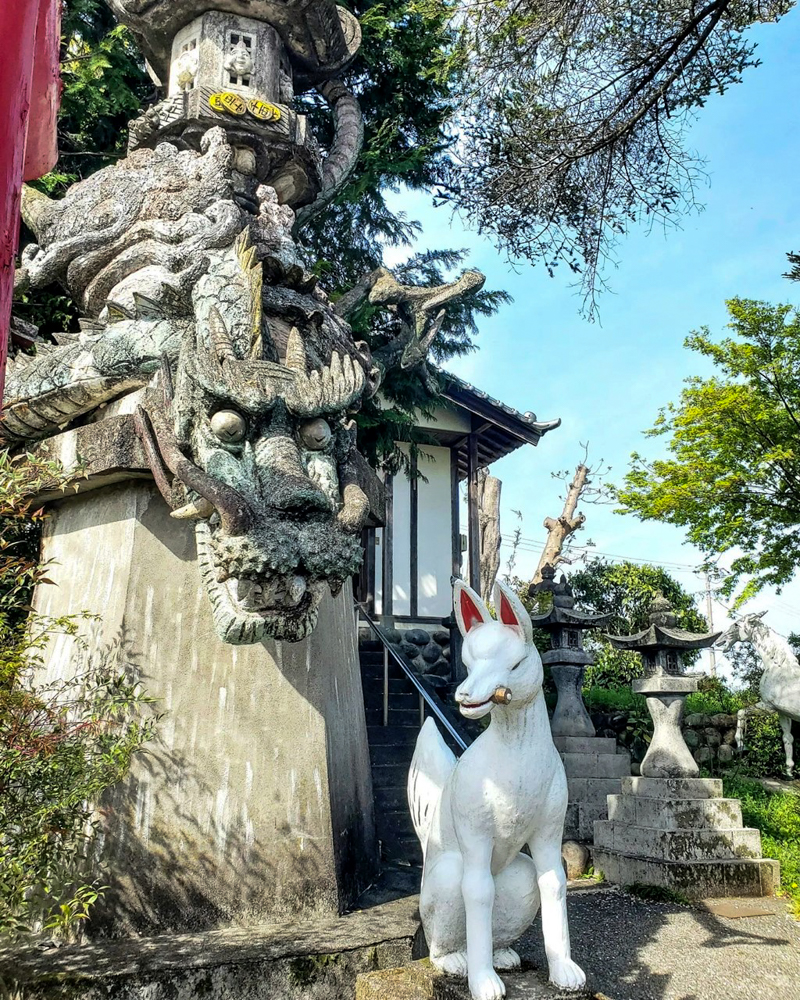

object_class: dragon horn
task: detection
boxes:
[208,307,237,365]
[284,326,307,372]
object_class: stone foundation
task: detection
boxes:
[0,896,420,1000]
[356,959,598,1000]
[592,777,779,899]
[554,737,630,842]
[33,481,378,936]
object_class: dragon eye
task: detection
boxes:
[210,409,247,444]
[298,418,332,451]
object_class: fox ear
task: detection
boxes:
[493,579,533,645]
[454,580,491,637]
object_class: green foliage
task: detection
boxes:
[0,452,157,938]
[723,775,800,916]
[567,557,708,687]
[617,299,800,605]
[738,715,789,777]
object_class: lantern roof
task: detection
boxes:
[605,594,720,652]
[528,567,613,631]
[107,0,361,88]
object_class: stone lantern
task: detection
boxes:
[594,595,777,900]
[605,593,720,778]
[107,0,361,206]
[529,568,629,842]
[529,567,612,738]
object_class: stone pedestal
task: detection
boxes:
[633,675,698,778]
[356,959,596,1000]
[554,737,630,842]
[34,481,378,936]
[547,655,594,739]
[592,777,779,899]
[545,651,629,843]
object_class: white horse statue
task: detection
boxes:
[717,612,800,777]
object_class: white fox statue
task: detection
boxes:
[408,579,586,1000]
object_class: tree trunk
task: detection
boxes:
[530,464,589,587]
[478,468,502,603]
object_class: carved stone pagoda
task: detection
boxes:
[593,595,778,899]
[530,568,629,842]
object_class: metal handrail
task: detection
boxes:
[356,603,468,752]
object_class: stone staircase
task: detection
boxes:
[360,637,466,866]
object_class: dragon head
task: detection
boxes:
[137,230,376,643]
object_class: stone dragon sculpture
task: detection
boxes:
[4,123,483,644]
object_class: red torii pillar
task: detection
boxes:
[0,0,61,402]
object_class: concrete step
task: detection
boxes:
[379,832,422,865]
[370,743,417,767]
[375,785,411,811]
[620,776,723,799]
[364,690,419,712]
[562,751,630,780]
[553,736,618,755]
[563,801,610,842]
[367,725,422,746]
[371,762,415,788]
[565,777,624,805]
[592,847,779,899]
[365,708,423,728]
[607,793,743,831]
[594,820,763,862]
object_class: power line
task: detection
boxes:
[499,534,701,572]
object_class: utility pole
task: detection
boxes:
[705,572,717,678]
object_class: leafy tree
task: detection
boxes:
[436,0,794,313]
[566,557,709,686]
[616,298,800,604]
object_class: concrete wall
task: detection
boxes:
[34,482,378,936]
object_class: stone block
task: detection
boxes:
[0,895,421,1000]
[594,821,763,862]
[356,960,598,1000]
[684,714,711,727]
[562,753,630,780]
[621,776,723,799]
[591,848,779,900]
[566,777,624,804]
[552,736,617,755]
[633,676,697,695]
[711,713,737,728]
[683,729,700,748]
[404,629,431,646]
[562,840,591,878]
[577,803,610,841]
[607,794,743,831]
[704,728,722,748]
[563,803,580,841]
[718,744,735,765]
[694,747,714,765]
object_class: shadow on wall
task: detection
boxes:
[66,622,339,938]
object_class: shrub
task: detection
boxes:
[0,450,158,938]
[723,775,800,917]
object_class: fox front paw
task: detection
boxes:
[548,957,586,990]
[431,951,468,977]
[468,967,506,1000]
[492,948,521,970]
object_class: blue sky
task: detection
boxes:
[385,11,800,677]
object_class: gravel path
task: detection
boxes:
[517,885,800,1000]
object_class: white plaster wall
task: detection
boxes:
[392,445,411,616]
[417,446,454,617]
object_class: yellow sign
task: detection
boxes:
[247,99,282,122]
[209,91,247,116]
